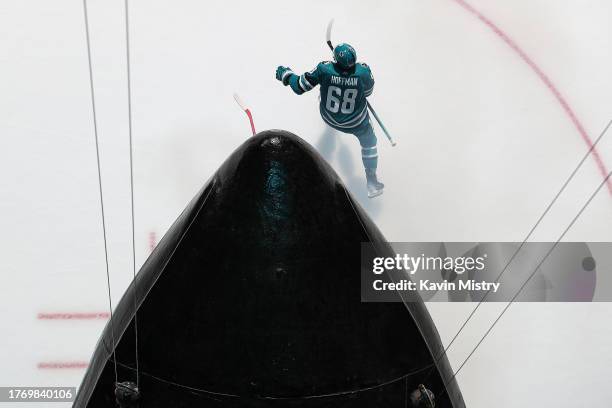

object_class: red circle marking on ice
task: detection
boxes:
[38,361,89,369]
[453,0,612,195]
[37,312,110,320]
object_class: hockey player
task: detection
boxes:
[276,43,385,198]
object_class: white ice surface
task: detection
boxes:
[1,0,612,406]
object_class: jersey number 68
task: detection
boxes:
[326,86,358,114]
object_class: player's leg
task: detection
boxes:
[353,120,384,198]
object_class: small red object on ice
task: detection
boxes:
[233,93,256,136]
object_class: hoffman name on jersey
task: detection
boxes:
[330,76,359,86]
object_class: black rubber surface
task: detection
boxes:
[74,130,465,408]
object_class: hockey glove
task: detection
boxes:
[276,66,293,86]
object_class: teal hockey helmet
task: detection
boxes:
[333,43,356,70]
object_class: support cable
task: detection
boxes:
[82,0,118,384]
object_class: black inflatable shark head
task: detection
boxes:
[74,130,464,407]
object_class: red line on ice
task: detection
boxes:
[37,312,110,320]
[38,361,89,369]
[149,231,157,252]
[453,0,612,195]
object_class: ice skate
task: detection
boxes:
[366,168,384,198]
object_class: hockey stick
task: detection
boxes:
[326,19,396,147]
[233,93,256,136]
[326,18,335,52]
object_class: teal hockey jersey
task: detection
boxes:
[287,61,374,130]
